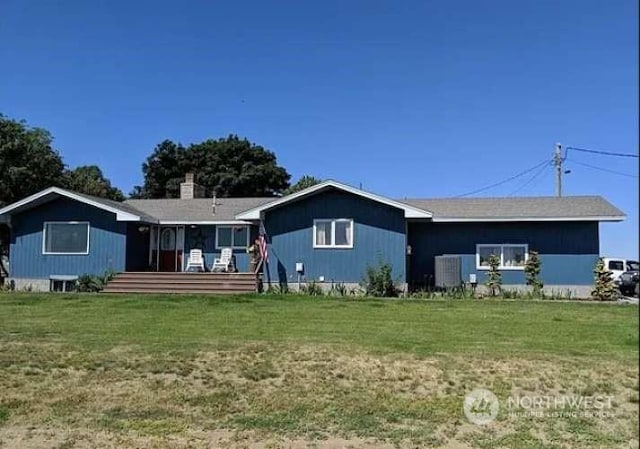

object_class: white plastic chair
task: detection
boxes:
[185,249,205,272]
[212,247,233,272]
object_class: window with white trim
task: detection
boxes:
[313,219,353,248]
[215,226,249,249]
[476,244,528,269]
[43,222,90,255]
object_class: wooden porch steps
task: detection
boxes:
[103,272,257,294]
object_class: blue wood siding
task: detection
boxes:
[263,189,407,285]
[184,225,255,271]
[408,221,599,286]
[9,198,127,278]
[125,223,150,271]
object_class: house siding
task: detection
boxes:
[125,223,150,271]
[263,189,407,286]
[9,198,127,279]
[408,221,599,287]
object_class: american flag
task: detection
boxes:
[258,221,268,263]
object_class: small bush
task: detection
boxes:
[0,405,9,425]
[76,270,116,293]
[442,286,474,299]
[329,282,348,297]
[501,289,522,299]
[265,284,290,295]
[300,281,323,296]
[361,261,399,297]
[410,289,437,299]
[547,288,574,301]
[77,275,103,292]
[524,250,543,296]
[591,258,616,301]
[485,254,502,296]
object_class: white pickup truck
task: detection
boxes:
[603,258,638,282]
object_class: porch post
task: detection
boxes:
[174,226,178,272]
[147,225,153,269]
[156,226,160,272]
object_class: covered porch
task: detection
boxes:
[125,223,258,273]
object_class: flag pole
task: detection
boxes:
[259,219,271,287]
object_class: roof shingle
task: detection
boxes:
[124,197,274,222]
[399,196,625,221]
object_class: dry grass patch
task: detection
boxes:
[0,341,637,448]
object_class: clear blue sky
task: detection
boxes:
[1,0,637,258]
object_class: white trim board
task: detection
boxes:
[215,225,250,249]
[475,243,528,271]
[431,216,625,222]
[42,221,90,255]
[312,218,354,249]
[158,220,253,225]
[235,180,433,220]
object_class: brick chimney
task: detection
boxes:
[180,173,206,199]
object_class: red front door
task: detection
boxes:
[159,228,182,272]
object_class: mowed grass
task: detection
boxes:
[0,294,637,449]
[0,293,637,357]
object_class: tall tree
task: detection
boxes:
[0,114,66,207]
[63,165,125,201]
[131,135,291,198]
[130,140,187,199]
[283,175,322,195]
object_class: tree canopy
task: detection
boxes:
[131,135,291,198]
[63,165,125,201]
[283,175,322,195]
[0,114,66,207]
[0,114,124,206]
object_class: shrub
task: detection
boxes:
[329,282,348,297]
[485,254,502,296]
[76,275,103,293]
[300,281,323,296]
[591,258,616,301]
[524,250,543,296]
[76,270,116,293]
[361,261,399,297]
[501,289,522,299]
[265,284,290,295]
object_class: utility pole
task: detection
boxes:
[554,142,563,197]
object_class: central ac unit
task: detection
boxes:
[435,255,462,288]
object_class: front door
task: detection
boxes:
[159,228,177,272]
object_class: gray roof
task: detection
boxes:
[0,185,623,224]
[124,194,624,223]
[72,192,160,222]
[399,196,625,221]
[124,197,274,222]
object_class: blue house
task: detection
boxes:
[0,176,625,296]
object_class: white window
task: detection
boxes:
[216,226,249,249]
[43,222,90,255]
[313,219,353,248]
[476,244,528,270]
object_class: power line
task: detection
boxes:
[508,161,551,196]
[455,159,551,197]
[566,146,638,158]
[569,160,638,178]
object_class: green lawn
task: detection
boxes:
[0,294,637,448]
